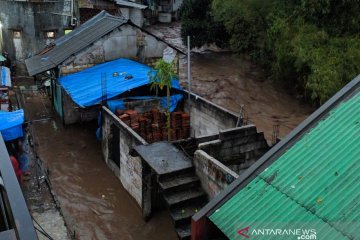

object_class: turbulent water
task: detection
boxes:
[179,52,313,141]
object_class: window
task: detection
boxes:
[44,31,56,39]
[12,31,21,39]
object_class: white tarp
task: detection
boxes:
[162,47,177,63]
[0,67,11,87]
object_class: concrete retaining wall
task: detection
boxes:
[194,150,238,199]
[101,106,147,207]
[184,92,238,137]
[193,125,269,198]
[198,125,269,174]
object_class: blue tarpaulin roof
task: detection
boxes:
[59,58,181,107]
[0,110,24,141]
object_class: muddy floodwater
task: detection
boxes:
[180,52,313,140]
[20,51,312,239]
[23,90,177,240]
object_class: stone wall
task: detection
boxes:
[183,92,238,137]
[193,150,239,199]
[101,106,147,207]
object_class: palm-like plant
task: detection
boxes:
[149,59,178,140]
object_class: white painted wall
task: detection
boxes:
[61,24,177,73]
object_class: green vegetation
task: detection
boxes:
[149,59,177,140]
[182,0,360,105]
[179,0,229,48]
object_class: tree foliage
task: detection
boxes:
[210,0,360,104]
[180,0,229,48]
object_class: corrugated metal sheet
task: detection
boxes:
[115,0,148,9]
[25,11,127,76]
[210,91,360,239]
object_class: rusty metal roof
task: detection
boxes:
[25,11,127,76]
[209,83,360,239]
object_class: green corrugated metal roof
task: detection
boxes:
[210,91,360,240]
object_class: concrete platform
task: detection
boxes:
[134,142,192,175]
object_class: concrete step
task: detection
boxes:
[176,224,191,240]
[170,203,204,226]
[164,188,206,207]
[158,167,195,182]
[159,173,200,191]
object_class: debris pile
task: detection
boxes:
[116,108,190,143]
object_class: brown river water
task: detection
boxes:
[20,51,312,240]
[23,90,177,240]
[180,52,313,140]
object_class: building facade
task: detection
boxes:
[0,0,79,73]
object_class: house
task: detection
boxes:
[100,87,269,239]
[115,0,148,27]
[24,11,184,124]
[0,0,79,74]
[141,0,184,22]
[0,0,149,75]
[191,74,360,239]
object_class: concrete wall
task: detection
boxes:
[194,150,238,199]
[61,87,99,125]
[101,106,147,207]
[60,24,177,75]
[198,125,269,174]
[0,1,73,74]
[129,8,144,27]
[172,0,183,12]
[184,92,238,137]
[193,126,268,199]
[100,92,256,208]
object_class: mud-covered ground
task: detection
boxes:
[20,85,177,240]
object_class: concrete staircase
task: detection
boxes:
[158,167,207,240]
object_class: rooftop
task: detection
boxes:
[194,74,360,239]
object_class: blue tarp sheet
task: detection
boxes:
[107,94,183,113]
[0,109,24,141]
[59,58,181,107]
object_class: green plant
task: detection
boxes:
[149,59,178,140]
